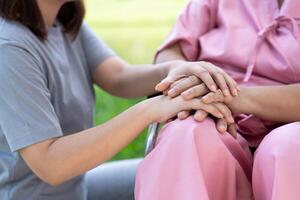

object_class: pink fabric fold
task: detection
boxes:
[136,0,300,199]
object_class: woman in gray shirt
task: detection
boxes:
[0,0,238,199]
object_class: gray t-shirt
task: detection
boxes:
[0,17,114,200]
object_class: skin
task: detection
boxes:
[156,44,238,136]
[201,84,300,123]
[158,0,300,127]
[20,0,237,186]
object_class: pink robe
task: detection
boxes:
[135,0,300,199]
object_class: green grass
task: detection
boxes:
[85,0,186,160]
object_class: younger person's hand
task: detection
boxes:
[155,61,239,97]
[146,94,237,138]
[158,75,238,138]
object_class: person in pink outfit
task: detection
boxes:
[135,0,300,199]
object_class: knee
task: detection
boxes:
[157,117,230,159]
[255,123,300,163]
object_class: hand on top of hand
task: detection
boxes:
[155,61,240,138]
[156,60,240,97]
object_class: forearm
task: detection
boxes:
[115,44,186,97]
[22,101,152,186]
[155,43,186,63]
[231,84,300,122]
[113,63,169,98]
[94,45,185,98]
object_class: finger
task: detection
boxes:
[165,116,177,123]
[213,103,234,124]
[228,123,237,139]
[155,76,176,91]
[181,83,209,100]
[167,79,187,95]
[169,78,183,89]
[168,75,201,97]
[189,99,224,119]
[163,89,169,96]
[166,118,173,123]
[190,67,217,92]
[213,71,231,97]
[216,118,228,133]
[193,110,208,121]
[177,110,191,120]
[202,90,224,104]
[224,73,239,96]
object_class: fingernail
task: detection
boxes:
[155,84,161,91]
[203,97,211,104]
[219,125,226,132]
[217,113,224,118]
[195,114,203,121]
[182,91,191,97]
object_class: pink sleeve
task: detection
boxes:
[156,0,215,61]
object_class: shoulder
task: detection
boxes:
[0,17,40,46]
[0,17,43,67]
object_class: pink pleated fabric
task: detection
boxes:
[135,0,300,199]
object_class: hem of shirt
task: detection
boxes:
[90,52,116,74]
[8,125,63,152]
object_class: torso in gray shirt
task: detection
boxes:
[0,17,114,200]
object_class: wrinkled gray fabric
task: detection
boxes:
[0,17,114,200]
[86,158,141,200]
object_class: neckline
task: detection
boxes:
[276,0,287,14]
[277,0,284,9]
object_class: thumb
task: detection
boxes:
[155,76,175,91]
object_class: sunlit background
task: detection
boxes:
[85,0,186,160]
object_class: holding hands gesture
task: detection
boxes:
[155,61,240,138]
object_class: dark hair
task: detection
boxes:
[0,0,85,40]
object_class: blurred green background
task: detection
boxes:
[85,0,186,160]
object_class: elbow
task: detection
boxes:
[36,166,68,186]
[39,171,65,187]
[44,178,61,187]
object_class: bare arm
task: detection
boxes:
[202,84,300,123]
[20,94,225,186]
[92,52,236,99]
[92,56,170,98]
[230,84,300,123]
[20,101,150,187]
[155,43,186,63]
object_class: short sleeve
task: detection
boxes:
[79,22,115,72]
[156,0,215,61]
[0,43,63,152]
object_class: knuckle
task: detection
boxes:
[199,70,209,76]
[216,89,223,96]
[199,61,208,66]
[214,71,223,77]
[191,87,199,95]
[188,75,199,84]
[218,68,225,74]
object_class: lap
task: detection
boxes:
[255,122,300,158]
[85,158,142,200]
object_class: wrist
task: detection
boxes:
[158,60,185,78]
[136,98,158,124]
[227,86,255,115]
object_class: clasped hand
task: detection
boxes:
[155,61,239,138]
